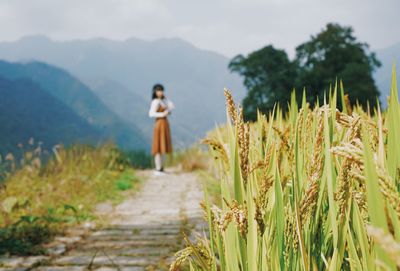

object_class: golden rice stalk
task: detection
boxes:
[299,175,320,223]
[263,142,275,173]
[224,88,238,126]
[303,110,314,169]
[284,204,298,260]
[253,174,273,236]
[232,202,248,238]
[211,205,233,232]
[366,225,400,267]
[202,138,229,169]
[376,165,400,221]
[254,197,265,236]
[170,247,193,271]
[308,110,324,176]
[272,125,290,151]
[330,141,364,165]
[199,201,211,222]
[169,236,212,271]
[344,94,353,115]
[335,159,352,221]
[223,198,248,238]
[256,174,273,209]
[347,114,362,141]
[237,109,250,183]
[223,89,250,184]
[300,111,324,223]
[351,163,369,219]
[249,160,266,174]
[336,110,353,128]
[344,142,400,221]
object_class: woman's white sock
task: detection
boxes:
[154,154,162,170]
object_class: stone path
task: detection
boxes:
[1,169,206,271]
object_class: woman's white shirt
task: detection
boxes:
[148,98,175,118]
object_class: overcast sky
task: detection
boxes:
[0,0,398,57]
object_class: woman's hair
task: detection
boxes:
[152,83,165,100]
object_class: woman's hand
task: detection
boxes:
[162,110,169,117]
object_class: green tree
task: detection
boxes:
[230,23,381,121]
[295,23,381,108]
[229,45,297,121]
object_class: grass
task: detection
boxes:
[171,67,400,270]
[0,143,141,255]
[168,145,210,172]
[115,171,141,191]
[120,149,153,169]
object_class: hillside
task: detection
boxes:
[0,75,100,154]
[88,78,154,139]
[0,60,148,150]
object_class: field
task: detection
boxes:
[171,69,400,270]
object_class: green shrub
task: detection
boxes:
[115,172,140,191]
[0,221,57,255]
[119,150,153,169]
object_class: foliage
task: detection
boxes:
[171,68,400,270]
[229,45,296,121]
[230,23,381,120]
[295,23,381,108]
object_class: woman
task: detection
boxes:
[149,83,174,174]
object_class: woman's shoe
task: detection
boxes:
[154,170,166,176]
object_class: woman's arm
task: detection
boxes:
[149,99,167,118]
[165,99,175,111]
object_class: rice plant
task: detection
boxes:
[171,67,400,270]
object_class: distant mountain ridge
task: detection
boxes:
[0,35,246,147]
[0,75,100,154]
[0,60,148,152]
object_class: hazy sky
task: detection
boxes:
[0,0,398,57]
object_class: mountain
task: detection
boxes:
[375,42,400,107]
[0,75,100,155]
[88,78,153,139]
[0,60,148,150]
[0,35,246,147]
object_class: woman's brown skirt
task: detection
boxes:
[152,117,172,155]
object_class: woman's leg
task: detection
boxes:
[160,154,166,171]
[154,153,162,171]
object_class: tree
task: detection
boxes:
[229,45,297,121]
[229,23,381,121]
[295,23,381,108]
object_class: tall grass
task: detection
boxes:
[171,68,400,270]
[0,143,140,255]
[171,145,210,172]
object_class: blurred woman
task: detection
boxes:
[148,83,174,175]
